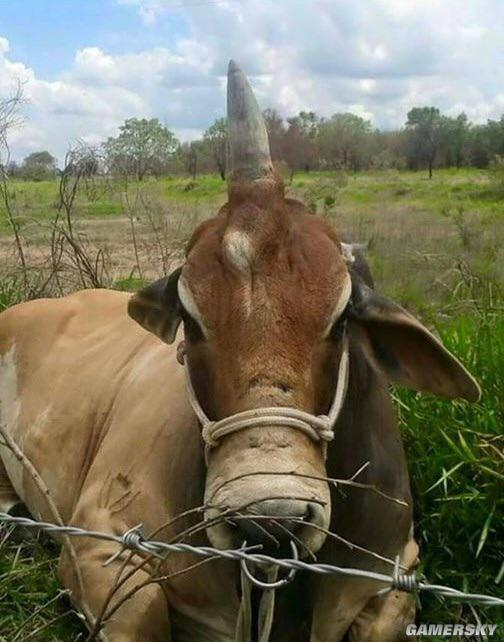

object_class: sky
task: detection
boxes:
[1,0,503,162]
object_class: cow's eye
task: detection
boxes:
[180,306,205,342]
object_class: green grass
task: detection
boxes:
[0,276,25,311]
[0,531,86,641]
[0,168,503,639]
[0,178,123,233]
[84,201,122,217]
[398,311,503,628]
[1,168,500,235]
[112,275,149,291]
[160,173,227,201]
[290,167,499,218]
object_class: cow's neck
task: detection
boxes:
[325,341,413,560]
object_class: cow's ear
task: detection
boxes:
[348,276,481,401]
[128,267,183,344]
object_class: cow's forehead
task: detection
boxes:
[185,201,345,277]
[182,203,349,333]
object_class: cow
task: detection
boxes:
[0,61,480,642]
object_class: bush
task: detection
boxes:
[488,155,504,194]
[20,164,56,182]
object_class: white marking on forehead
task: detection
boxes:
[223,230,254,274]
[177,275,209,338]
[323,271,352,338]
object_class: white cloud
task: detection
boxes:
[0,37,9,54]
[1,0,503,162]
[116,0,178,25]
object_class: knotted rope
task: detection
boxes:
[181,331,350,465]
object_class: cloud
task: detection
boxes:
[0,40,148,161]
[0,33,224,161]
[116,0,175,26]
[1,0,503,162]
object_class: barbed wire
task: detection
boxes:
[1,512,503,607]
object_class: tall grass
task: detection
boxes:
[399,310,503,626]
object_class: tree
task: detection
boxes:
[104,118,179,180]
[318,113,373,171]
[22,150,57,181]
[444,113,471,168]
[468,125,491,168]
[0,85,29,292]
[466,116,504,169]
[0,82,23,163]
[486,116,504,158]
[5,160,20,177]
[405,107,446,178]
[203,118,227,180]
[285,111,320,174]
[66,145,101,177]
[288,111,320,139]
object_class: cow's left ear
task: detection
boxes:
[128,267,183,344]
[348,276,481,401]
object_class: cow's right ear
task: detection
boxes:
[128,267,183,344]
[347,274,481,401]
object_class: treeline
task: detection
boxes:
[5,107,504,181]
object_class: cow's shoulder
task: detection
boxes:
[2,287,127,322]
[0,289,134,359]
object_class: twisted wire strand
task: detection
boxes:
[1,512,502,607]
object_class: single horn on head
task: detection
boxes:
[227,60,274,184]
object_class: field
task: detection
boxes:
[0,168,503,640]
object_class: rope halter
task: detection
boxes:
[181,330,350,464]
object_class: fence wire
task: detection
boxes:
[1,511,503,608]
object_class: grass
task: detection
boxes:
[0,531,86,641]
[160,173,227,201]
[398,311,503,631]
[0,167,499,231]
[0,168,503,639]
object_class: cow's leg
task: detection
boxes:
[0,455,21,513]
[310,538,419,642]
[347,539,419,642]
[347,588,415,642]
[58,511,170,642]
[310,575,376,642]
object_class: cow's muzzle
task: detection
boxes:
[204,486,330,555]
[228,498,327,551]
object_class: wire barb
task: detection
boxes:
[103,524,147,566]
[377,555,418,596]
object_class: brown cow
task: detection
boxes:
[0,61,480,641]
